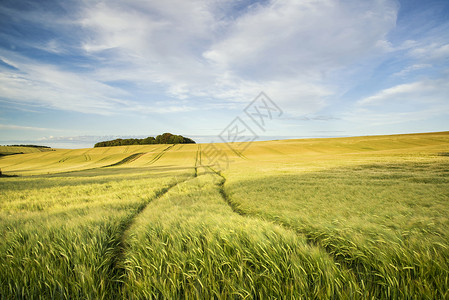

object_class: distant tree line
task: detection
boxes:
[94,133,195,148]
[7,144,51,148]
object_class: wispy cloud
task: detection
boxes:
[358,78,449,107]
[0,123,60,131]
[75,0,400,115]
[0,0,402,117]
[393,64,432,77]
[409,43,449,61]
[0,0,448,144]
[348,77,449,127]
[0,50,132,115]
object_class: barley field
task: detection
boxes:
[0,132,448,298]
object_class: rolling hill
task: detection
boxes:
[0,131,448,298]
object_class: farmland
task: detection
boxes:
[0,132,448,298]
[0,146,53,157]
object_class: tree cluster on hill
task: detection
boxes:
[94,133,195,148]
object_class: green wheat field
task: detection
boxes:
[1,132,448,299]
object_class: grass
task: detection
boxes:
[225,160,449,298]
[121,171,361,298]
[0,167,193,298]
[0,132,448,298]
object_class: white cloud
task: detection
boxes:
[73,0,399,115]
[358,78,449,106]
[348,78,449,126]
[344,106,449,127]
[393,64,432,77]
[1,0,400,117]
[203,0,397,79]
[0,55,129,115]
[0,56,20,70]
[409,43,449,62]
[0,123,59,131]
[35,40,68,54]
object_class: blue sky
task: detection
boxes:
[0,0,448,148]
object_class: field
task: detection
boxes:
[0,146,53,157]
[0,132,448,298]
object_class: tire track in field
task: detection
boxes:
[0,151,56,168]
[37,152,148,176]
[109,145,200,294]
[57,149,90,163]
[32,146,171,176]
[100,146,112,155]
[146,144,175,165]
[230,147,248,160]
[204,165,365,291]
[194,144,201,177]
[103,153,146,167]
[108,175,194,295]
[205,166,247,216]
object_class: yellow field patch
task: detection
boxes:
[0,132,448,298]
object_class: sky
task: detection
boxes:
[0,0,448,148]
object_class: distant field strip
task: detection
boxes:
[0,145,167,175]
[0,146,52,156]
[0,151,56,169]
